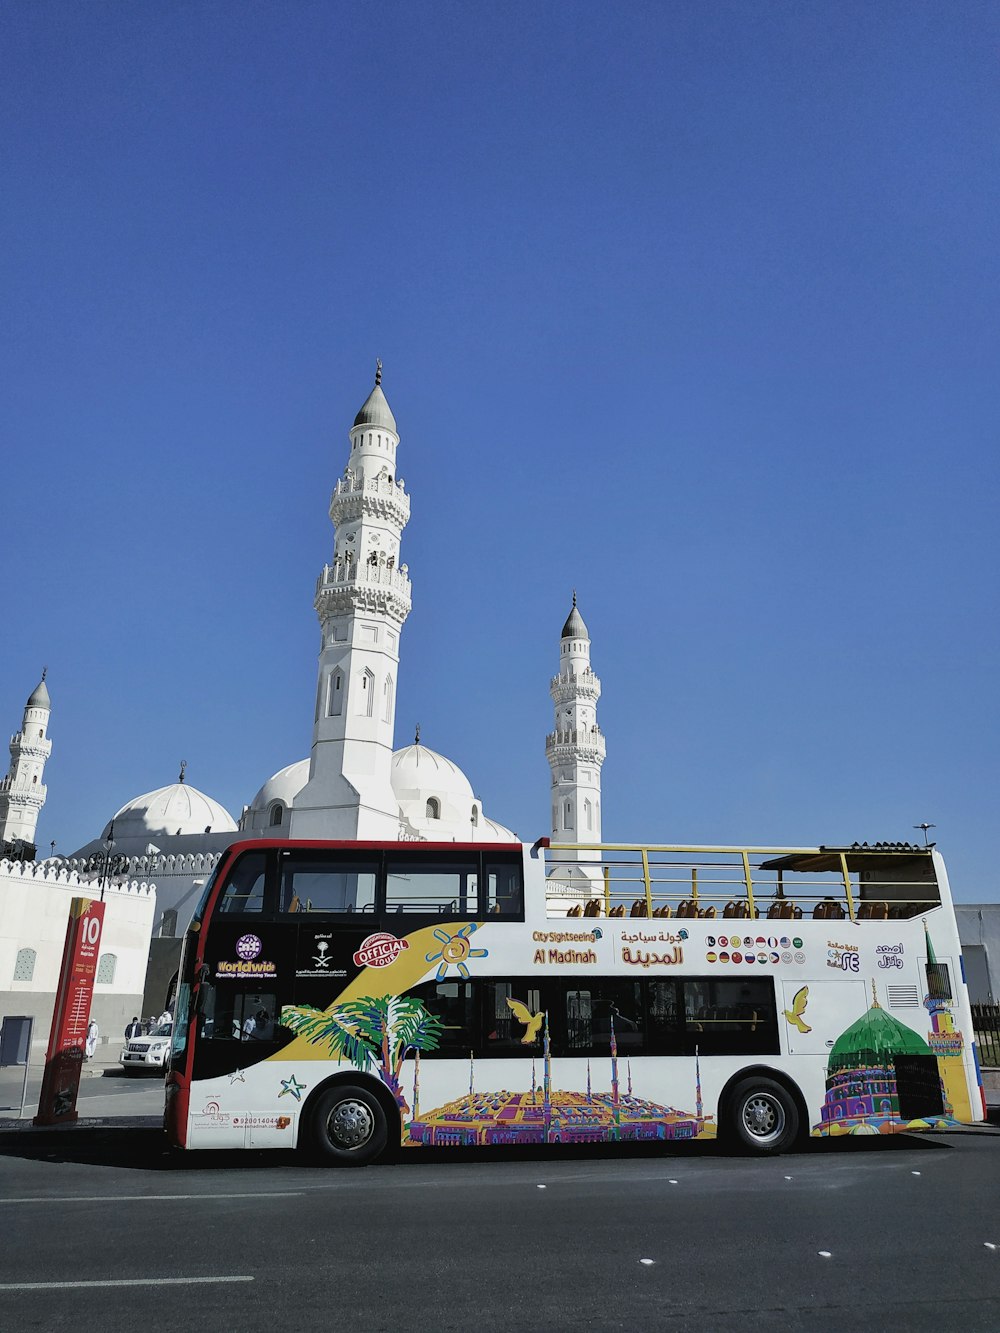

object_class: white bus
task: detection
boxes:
[165,837,983,1161]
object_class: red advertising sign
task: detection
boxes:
[34,897,106,1126]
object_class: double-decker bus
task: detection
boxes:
[164,837,984,1161]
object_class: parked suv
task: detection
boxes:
[120,1022,172,1073]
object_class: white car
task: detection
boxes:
[120,1023,172,1073]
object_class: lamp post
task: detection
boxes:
[89,820,128,901]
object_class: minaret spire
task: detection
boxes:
[0,672,53,853]
[545,593,606,906]
[291,368,411,838]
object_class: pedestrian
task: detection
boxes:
[124,1016,142,1040]
[145,1015,158,1034]
[84,1018,99,1060]
[158,1008,172,1028]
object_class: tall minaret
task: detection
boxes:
[0,671,52,851]
[545,595,605,899]
[291,364,412,839]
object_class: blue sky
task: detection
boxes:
[2,2,997,897]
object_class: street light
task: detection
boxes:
[89,819,128,901]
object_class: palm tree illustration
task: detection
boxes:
[281,996,444,1113]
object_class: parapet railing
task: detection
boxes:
[543,843,941,925]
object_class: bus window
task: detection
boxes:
[216,852,267,915]
[484,860,524,917]
[680,978,778,1056]
[280,856,377,914]
[385,860,479,915]
[646,979,684,1055]
[411,980,477,1055]
[564,981,645,1055]
[484,981,542,1053]
[926,961,952,1000]
[198,987,279,1042]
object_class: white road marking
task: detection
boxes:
[639,1259,655,1266]
[818,1251,832,1258]
[1,1192,303,1205]
[536,1184,546,1189]
[985,1243,997,1251]
[668,1178,678,1184]
[911,1170,921,1176]
[0,1277,254,1291]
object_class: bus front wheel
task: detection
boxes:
[309,1084,388,1166]
[727,1077,799,1154]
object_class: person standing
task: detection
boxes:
[84,1019,99,1060]
[124,1016,142,1040]
[158,1009,172,1028]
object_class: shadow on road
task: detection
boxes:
[0,1122,958,1174]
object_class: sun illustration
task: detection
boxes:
[425,924,488,980]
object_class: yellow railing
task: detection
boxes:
[544,842,939,924]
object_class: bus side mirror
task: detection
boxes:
[193,964,210,1017]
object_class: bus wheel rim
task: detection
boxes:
[327,1098,375,1149]
[741,1092,784,1144]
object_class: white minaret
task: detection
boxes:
[545,596,606,900]
[0,670,53,851]
[291,364,411,839]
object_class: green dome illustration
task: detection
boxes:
[828,989,932,1073]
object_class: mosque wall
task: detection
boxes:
[0,859,155,1061]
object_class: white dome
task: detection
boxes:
[249,760,310,813]
[103,782,237,840]
[390,744,475,804]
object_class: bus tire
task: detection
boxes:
[308,1084,388,1166]
[727,1077,799,1154]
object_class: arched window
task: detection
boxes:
[327,671,343,717]
[383,674,394,724]
[584,798,592,831]
[96,953,117,984]
[564,800,573,830]
[471,804,479,827]
[160,910,178,939]
[426,797,441,820]
[13,947,36,982]
[269,803,284,827]
[359,668,375,717]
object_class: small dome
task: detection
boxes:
[828,998,932,1072]
[248,760,310,813]
[391,744,474,804]
[103,782,238,840]
[353,365,397,433]
[26,674,50,710]
[561,593,589,640]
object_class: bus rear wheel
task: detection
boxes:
[309,1084,388,1166]
[728,1077,799,1154]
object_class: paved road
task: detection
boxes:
[2,1123,1000,1331]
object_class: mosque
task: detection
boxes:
[1,366,607,954]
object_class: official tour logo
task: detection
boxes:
[236,934,262,961]
[353,932,409,969]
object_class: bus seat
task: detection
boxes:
[699,905,716,918]
[567,904,583,917]
[609,904,626,918]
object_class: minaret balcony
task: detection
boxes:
[329,475,410,529]
[8,733,52,760]
[550,672,601,704]
[545,728,606,762]
[0,775,45,802]
[315,560,413,621]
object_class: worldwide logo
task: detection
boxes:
[236,934,262,961]
[353,932,410,969]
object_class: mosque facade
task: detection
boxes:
[3,367,605,952]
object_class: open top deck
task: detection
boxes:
[544,841,942,923]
